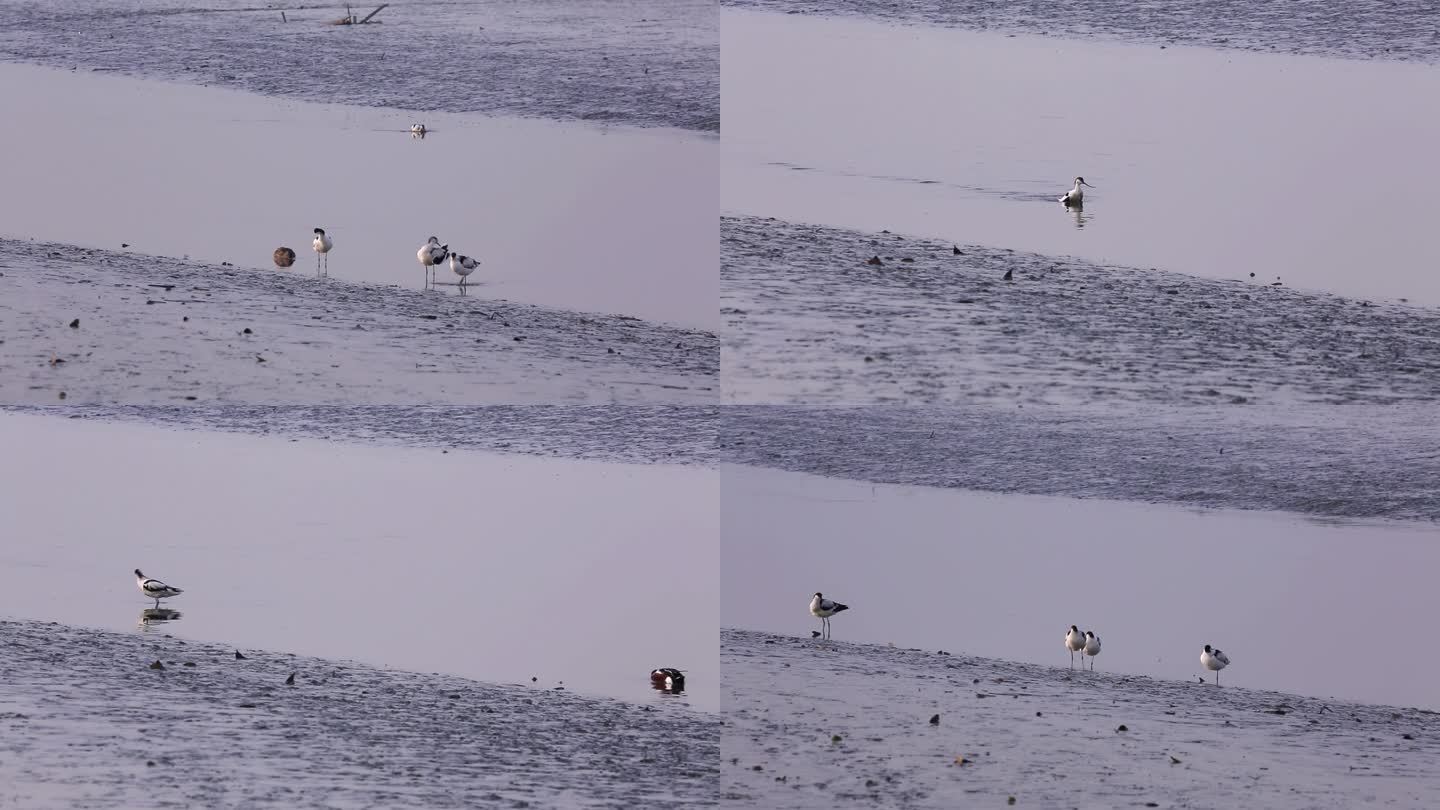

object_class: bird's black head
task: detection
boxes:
[134,568,144,577]
[314,228,324,234]
[814,592,823,598]
[1070,625,1078,632]
[1204,644,1212,652]
[1086,631,1094,638]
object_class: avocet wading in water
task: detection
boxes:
[1065,625,1086,669]
[417,236,449,287]
[650,668,686,692]
[410,123,427,138]
[1059,176,1094,207]
[810,592,849,640]
[134,569,183,609]
[449,253,479,287]
[1201,644,1231,684]
[312,227,333,275]
[1083,631,1102,670]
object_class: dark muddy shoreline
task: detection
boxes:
[722,628,1440,809]
[0,618,719,808]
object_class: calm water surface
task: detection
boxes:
[722,464,1440,711]
[0,412,719,711]
[722,10,1440,305]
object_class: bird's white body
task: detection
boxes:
[410,123,427,136]
[809,592,849,640]
[1060,176,1094,206]
[312,228,333,275]
[134,568,183,608]
[417,236,449,287]
[1065,625,1086,668]
[449,253,479,284]
[1201,644,1231,683]
[1083,631,1101,669]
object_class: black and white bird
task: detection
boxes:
[1065,625,1086,669]
[650,668,685,691]
[312,228,333,275]
[417,236,449,287]
[134,568,183,609]
[809,592,849,640]
[1201,644,1231,684]
[410,123,428,137]
[1059,176,1094,207]
[1083,631,1102,670]
[449,253,479,286]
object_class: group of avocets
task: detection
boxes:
[416,235,481,288]
[270,229,482,289]
[134,569,689,694]
[811,593,1233,685]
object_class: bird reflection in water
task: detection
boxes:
[1069,205,1088,230]
[139,607,183,628]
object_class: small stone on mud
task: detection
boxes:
[867,256,883,266]
[831,734,842,743]
[149,660,164,670]
[929,714,940,725]
[1116,724,1128,732]
[69,318,79,328]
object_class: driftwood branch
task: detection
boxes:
[330,4,387,25]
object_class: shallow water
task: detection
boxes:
[722,11,1440,307]
[722,465,1440,712]
[0,238,716,404]
[1,62,716,329]
[0,0,718,131]
[721,404,1440,523]
[0,619,718,808]
[0,411,719,712]
[721,216,1440,406]
[722,629,1440,809]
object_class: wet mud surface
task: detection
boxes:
[721,0,1440,65]
[722,629,1440,809]
[0,613,720,801]
[5,404,719,467]
[720,405,1440,523]
[0,0,718,131]
[0,618,718,808]
[1,240,718,404]
[722,216,1440,407]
